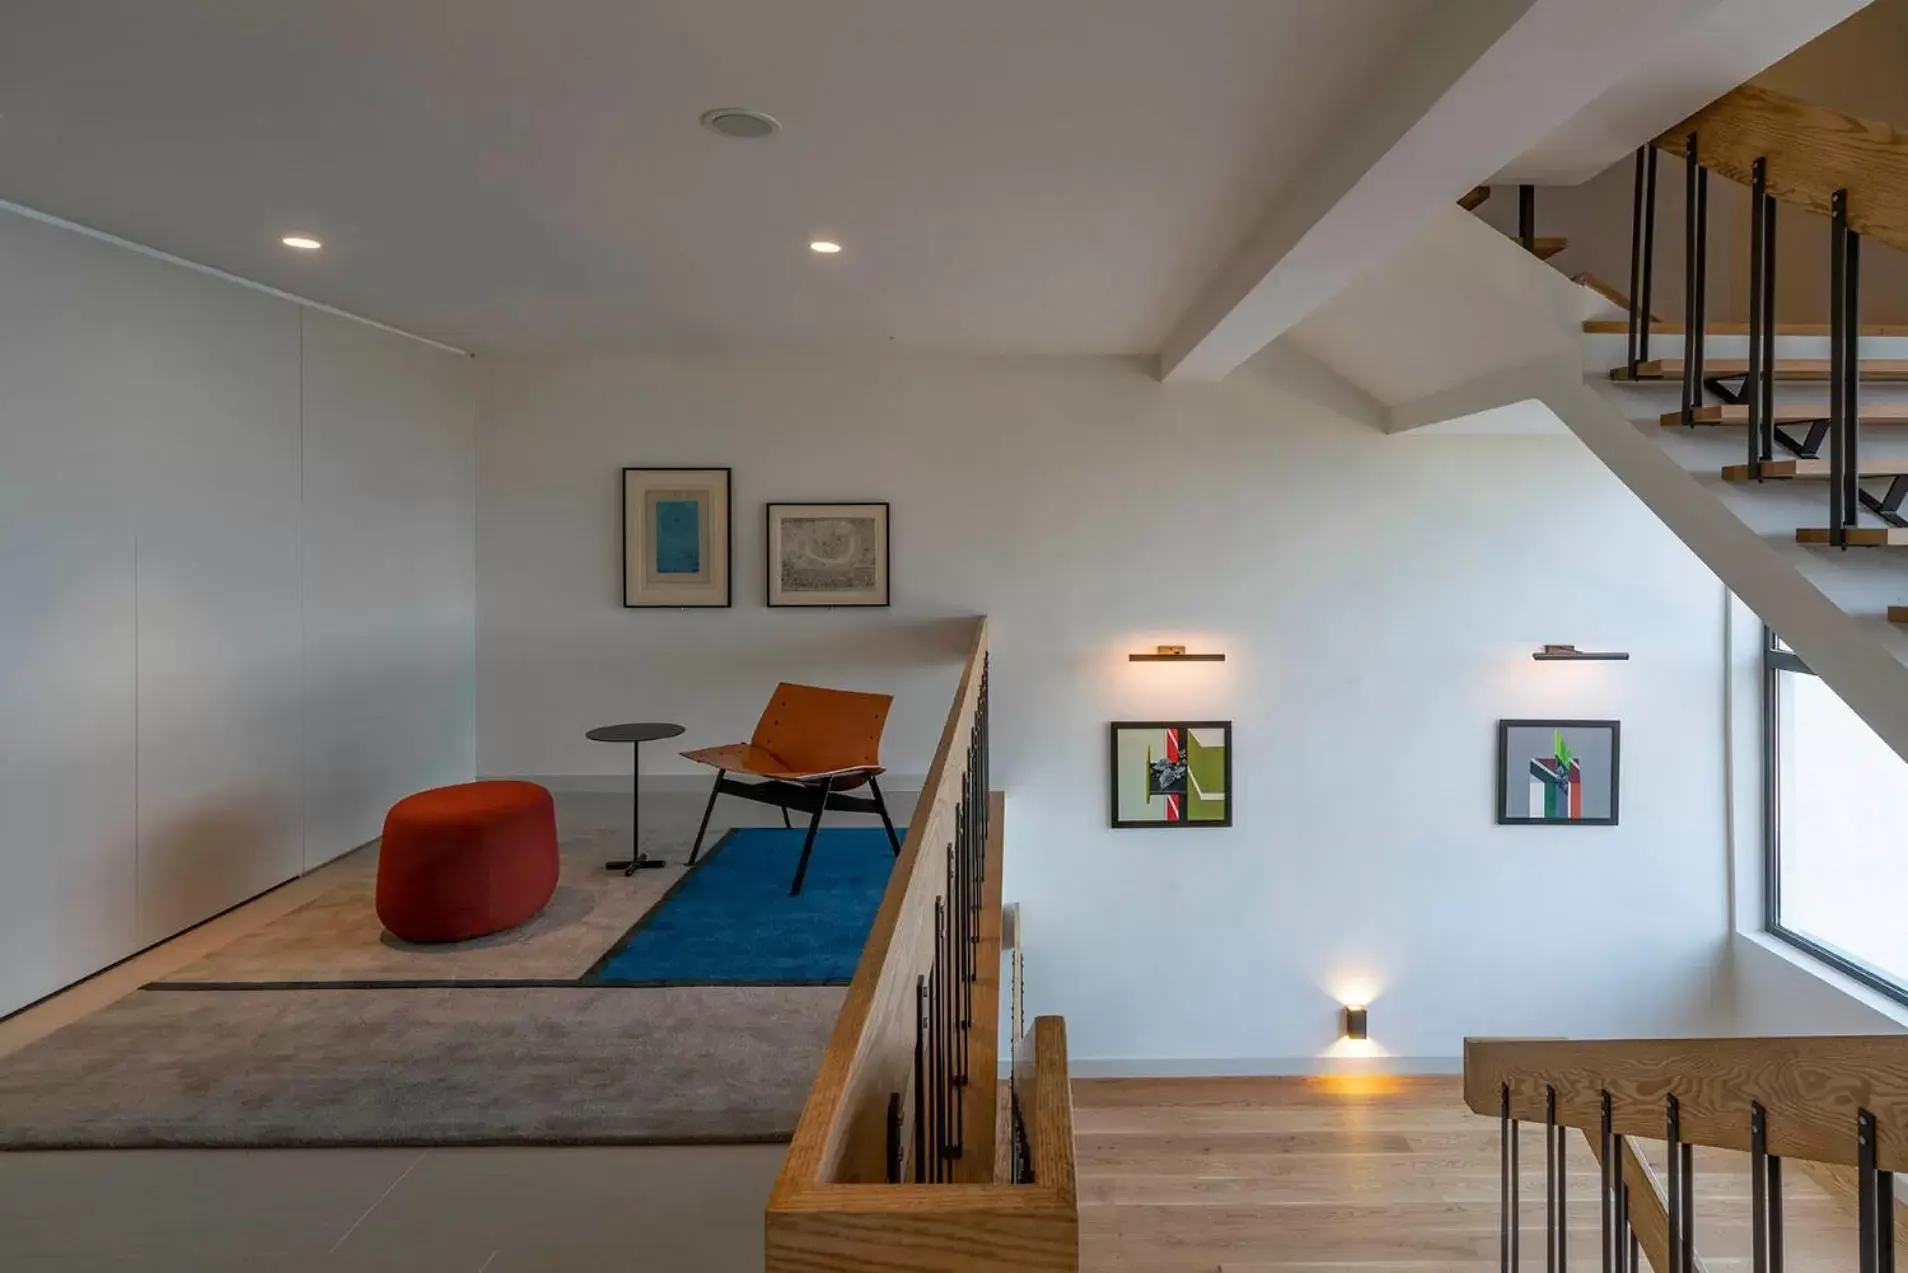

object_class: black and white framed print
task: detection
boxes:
[766,502,891,607]
[622,467,732,608]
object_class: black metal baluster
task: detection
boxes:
[1772,1150,1785,1273]
[1860,1110,1892,1273]
[1761,190,1778,463]
[1615,1169,1630,1273]
[1831,189,1850,546]
[1668,1096,1684,1273]
[1558,1092,1567,1273]
[931,904,945,1181]
[1683,134,1706,427]
[1520,184,1536,254]
[1846,205,1864,543]
[1752,1104,1770,1273]
[1601,1094,1614,1273]
[1503,1084,1514,1273]
[1640,147,1658,370]
[913,977,927,1183]
[1748,158,1768,478]
[887,1092,903,1184]
[1862,1110,1880,1273]
[1628,148,1646,374]
[1680,1105,1695,1273]
[1546,1088,1556,1273]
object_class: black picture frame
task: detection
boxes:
[1109,720,1233,829]
[765,500,892,608]
[1495,718,1621,826]
[621,466,733,609]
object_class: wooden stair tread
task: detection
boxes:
[1458,186,1490,212]
[1615,359,1908,382]
[1890,606,1908,626]
[1528,236,1566,261]
[1573,274,1657,320]
[1586,320,1908,336]
[1797,526,1908,547]
[1721,460,1908,481]
[1662,404,1908,426]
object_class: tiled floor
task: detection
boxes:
[0,790,817,1272]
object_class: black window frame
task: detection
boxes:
[1762,624,1908,1006]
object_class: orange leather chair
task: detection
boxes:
[683,682,901,894]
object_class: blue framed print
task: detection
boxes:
[622,467,732,607]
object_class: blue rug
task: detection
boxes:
[587,827,901,985]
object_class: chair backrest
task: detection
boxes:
[750,682,894,775]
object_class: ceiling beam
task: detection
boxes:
[1157,0,1725,383]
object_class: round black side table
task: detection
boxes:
[586,722,686,876]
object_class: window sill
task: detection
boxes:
[1735,929,1908,1031]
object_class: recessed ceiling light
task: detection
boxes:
[281,235,322,252]
[700,108,780,140]
[809,240,843,255]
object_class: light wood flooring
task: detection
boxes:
[1075,1075,1879,1273]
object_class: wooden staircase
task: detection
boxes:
[1616,358,1908,382]
[1457,184,1566,262]
[1582,82,1908,618]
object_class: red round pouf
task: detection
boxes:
[374,780,559,944]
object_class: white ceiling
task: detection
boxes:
[0,0,1432,355]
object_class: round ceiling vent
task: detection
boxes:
[700,108,781,140]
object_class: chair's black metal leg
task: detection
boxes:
[687,770,724,866]
[789,777,835,896]
[869,774,903,855]
[781,805,792,829]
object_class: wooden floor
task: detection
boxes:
[1074,1076,1871,1273]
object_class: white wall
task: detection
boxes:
[0,207,475,1016]
[478,351,1735,1069]
[301,311,477,871]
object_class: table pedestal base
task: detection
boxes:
[603,856,667,877]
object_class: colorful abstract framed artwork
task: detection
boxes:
[766,502,891,607]
[1109,721,1232,829]
[622,467,732,608]
[1496,719,1620,826]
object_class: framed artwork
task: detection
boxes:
[622,467,732,608]
[1109,721,1232,828]
[766,502,891,607]
[1496,719,1620,826]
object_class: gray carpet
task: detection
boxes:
[0,984,843,1149]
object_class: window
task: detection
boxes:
[1765,627,1908,1000]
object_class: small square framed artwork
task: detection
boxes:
[1496,719,1620,825]
[1110,721,1232,828]
[766,502,891,607]
[622,467,732,608]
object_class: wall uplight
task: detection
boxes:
[280,234,323,252]
[809,240,843,255]
[1343,1005,1369,1041]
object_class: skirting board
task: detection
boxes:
[498,774,928,797]
[1056,1055,1463,1079]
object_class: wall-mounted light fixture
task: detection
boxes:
[1129,645,1225,663]
[1531,644,1630,662]
[1343,1005,1369,1041]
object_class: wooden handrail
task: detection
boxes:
[1466,1035,1908,1171]
[766,618,1079,1271]
[1657,83,1908,255]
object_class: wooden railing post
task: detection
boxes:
[767,620,1078,1272]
